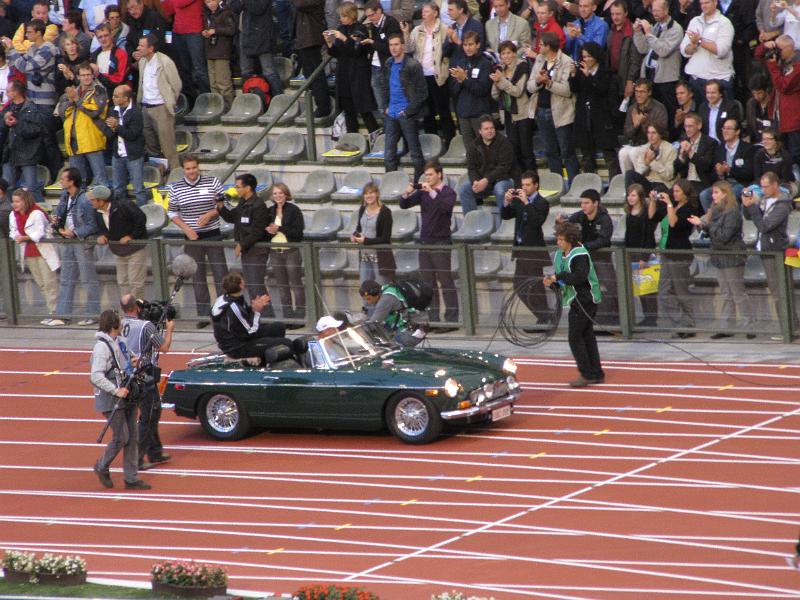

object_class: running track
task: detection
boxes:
[1,347,799,599]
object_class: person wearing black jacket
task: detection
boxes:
[501,171,552,325]
[561,189,619,327]
[698,79,742,142]
[364,0,402,113]
[673,112,719,199]
[90,184,148,300]
[458,114,516,213]
[229,0,283,95]
[448,30,491,147]
[698,118,754,211]
[352,181,396,285]
[752,127,795,187]
[294,0,332,118]
[124,0,173,64]
[624,183,658,326]
[265,183,306,324]
[382,33,427,181]
[105,84,148,207]
[211,271,291,363]
[215,173,272,308]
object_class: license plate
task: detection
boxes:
[492,405,512,421]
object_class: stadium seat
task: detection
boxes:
[452,208,495,243]
[322,132,367,165]
[142,165,163,190]
[247,168,274,189]
[141,203,168,237]
[294,169,337,203]
[175,128,195,156]
[538,171,565,204]
[221,93,264,125]
[35,164,51,187]
[363,134,405,166]
[293,100,335,127]
[303,207,343,240]
[788,211,800,246]
[183,92,225,125]
[560,173,603,207]
[274,56,293,88]
[225,131,269,163]
[196,131,232,162]
[44,166,68,197]
[401,133,443,165]
[394,248,419,275]
[610,214,626,246]
[439,135,466,166]
[473,250,502,279]
[602,174,626,207]
[262,131,305,163]
[338,209,358,241]
[208,168,235,186]
[257,93,300,126]
[379,171,410,203]
[490,217,515,244]
[174,93,189,125]
[331,170,373,202]
[318,247,347,277]
[743,218,758,247]
[542,212,559,243]
[391,208,418,242]
[166,168,184,185]
[744,254,767,285]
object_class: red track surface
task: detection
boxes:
[1,348,799,599]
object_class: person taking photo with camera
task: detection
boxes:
[119,293,174,473]
[763,34,800,169]
[90,309,150,490]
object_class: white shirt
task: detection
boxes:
[141,54,165,105]
[116,101,132,158]
[0,64,9,104]
[680,10,734,81]
[707,101,721,141]
[421,27,436,76]
[96,49,111,77]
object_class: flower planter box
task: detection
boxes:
[36,572,87,585]
[3,568,33,583]
[152,580,227,598]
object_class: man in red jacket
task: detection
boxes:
[765,35,800,167]
[162,0,209,102]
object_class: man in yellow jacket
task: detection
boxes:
[56,63,110,187]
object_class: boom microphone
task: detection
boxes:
[171,254,198,292]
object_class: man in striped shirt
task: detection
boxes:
[167,154,228,328]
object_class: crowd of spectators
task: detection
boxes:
[2,0,800,337]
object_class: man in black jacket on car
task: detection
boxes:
[382,32,427,181]
[558,189,618,328]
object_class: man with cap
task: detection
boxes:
[90,184,148,300]
[315,314,345,339]
[557,189,618,328]
[359,279,429,347]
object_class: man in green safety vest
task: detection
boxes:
[543,221,606,387]
[359,279,430,347]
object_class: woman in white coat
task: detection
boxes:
[9,188,60,323]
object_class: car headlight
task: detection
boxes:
[443,377,460,398]
[483,381,496,397]
[502,358,518,375]
[468,388,486,404]
[507,375,520,390]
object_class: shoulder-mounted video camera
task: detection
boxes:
[137,299,177,325]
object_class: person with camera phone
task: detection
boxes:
[91,309,150,490]
[763,35,800,168]
[120,293,174,472]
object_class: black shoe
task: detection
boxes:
[125,479,151,490]
[196,320,210,329]
[94,464,113,488]
[671,332,696,339]
[314,107,331,118]
[746,333,756,339]
[710,333,733,340]
[434,326,459,333]
[150,454,171,464]
[594,330,614,336]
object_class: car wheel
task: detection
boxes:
[199,393,251,441]
[385,393,442,444]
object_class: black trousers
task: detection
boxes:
[297,46,331,115]
[513,250,551,322]
[505,114,537,173]
[138,382,164,464]
[568,300,604,380]
[339,94,379,133]
[227,322,291,363]
[422,75,456,145]
[419,243,459,322]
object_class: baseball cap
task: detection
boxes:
[315,315,343,333]
[90,184,112,200]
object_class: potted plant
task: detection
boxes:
[430,593,495,600]
[294,584,380,599]
[2,550,37,583]
[34,553,87,585]
[150,561,227,598]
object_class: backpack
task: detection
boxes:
[396,278,433,312]
[242,75,271,111]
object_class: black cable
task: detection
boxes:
[484,278,562,352]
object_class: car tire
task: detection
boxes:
[199,392,251,441]
[385,393,442,444]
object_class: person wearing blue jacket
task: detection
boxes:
[564,0,609,61]
[51,167,101,326]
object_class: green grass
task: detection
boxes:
[0,579,168,598]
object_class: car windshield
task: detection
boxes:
[318,323,400,368]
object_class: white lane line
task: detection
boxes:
[343,401,800,594]
[522,385,800,406]
[0,348,201,356]
[520,405,788,415]
[518,363,800,381]
[514,358,800,369]
[0,393,93,399]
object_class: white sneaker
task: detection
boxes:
[47,319,66,326]
[77,319,96,326]
[40,318,52,325]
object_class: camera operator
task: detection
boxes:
[763,35,800,168]
[119,293,174,472]
[360,279,429,347]
[90,309,150,490]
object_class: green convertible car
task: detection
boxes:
[164,323,520,444]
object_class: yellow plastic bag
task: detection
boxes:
[151,188,169,210]
[632,263,660,296]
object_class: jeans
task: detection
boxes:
[457,178,514,213]
[274,0,295,55]
[536,107,579,184]
[69,151,109,188]
[55,242,100,317]
[699,182,743,212]
[112,155,148,206]
[173,32,210,99]
[371,66,388,113]
[384,113,424,181]
[240,50,284,96]
[4,163,43,202]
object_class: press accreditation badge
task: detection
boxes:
[241,217,250,224]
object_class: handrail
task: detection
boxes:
[219,56,334,182]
